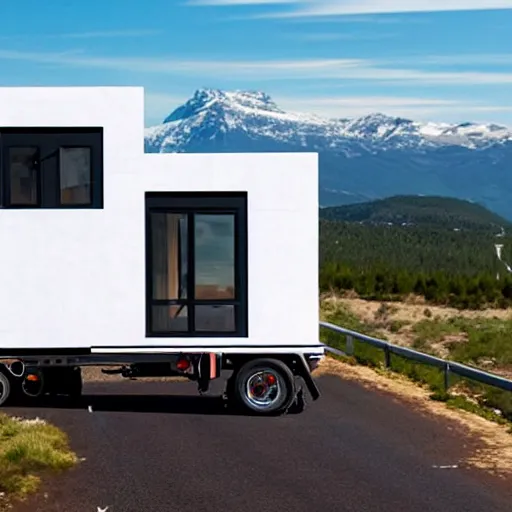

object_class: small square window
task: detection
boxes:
[59,147,92,206]
[0,127,103,209]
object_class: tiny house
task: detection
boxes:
[0,87,322,415]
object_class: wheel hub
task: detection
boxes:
[246,371,281,408]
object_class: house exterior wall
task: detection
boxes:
[0,87,320,354]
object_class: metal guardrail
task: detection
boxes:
[320,321,512,393]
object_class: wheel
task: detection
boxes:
[0,369,12,407]
[232,358,296,416]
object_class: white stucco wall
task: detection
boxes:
[0,87,320,354]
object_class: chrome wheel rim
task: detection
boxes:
[0,375,8,405]
[245,370,282,409]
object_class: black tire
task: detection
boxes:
[0,369,12,407]
[232,358,296,416]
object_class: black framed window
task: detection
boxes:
[0,127,103,209]
[145,192,248,338]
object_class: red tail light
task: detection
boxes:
[176,358,190,371]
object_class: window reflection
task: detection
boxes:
[152,305,188,332]
[147,206,243,334]
[9,147,38,205]
[194,214,235,299]
[60,147,92,205]
[195,305,235,332]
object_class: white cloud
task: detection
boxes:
[284,96,459,107]
[0,30,161,41]
[143,90,512,126]
[1,49,512,86]
[292,31,397,41]
[274,94,512,124]
[54,30,162,39]
[0,49,366,75]
[198,0,512,17]
[420,54,512,66]
[187,0,297,4]
[284,14,425,23]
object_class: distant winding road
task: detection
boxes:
[6,373,512,512]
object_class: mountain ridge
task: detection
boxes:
[146,88,512,150]
[319,195,511,232]
[144,88,512,220]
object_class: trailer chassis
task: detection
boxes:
[0,352,321,416]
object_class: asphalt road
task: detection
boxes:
[6,373,512,512]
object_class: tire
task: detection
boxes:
[0,369,12,407]
[232,358,296,416]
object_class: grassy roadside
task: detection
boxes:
[0,414,77,507]
[320,297,512,430]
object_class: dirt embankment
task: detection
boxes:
[322,294,512,379]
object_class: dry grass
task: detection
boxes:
[429,334,468,359]
[0,414,77,507]
[81,366,187,383]
[316,357,512,478]
[323,294,512,354]
[328,294,512,325]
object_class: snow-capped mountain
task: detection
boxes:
[146,88,511,152]
[144,88,512,219]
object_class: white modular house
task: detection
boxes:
[0,87,322,415]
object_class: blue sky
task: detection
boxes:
[1,0,512,126]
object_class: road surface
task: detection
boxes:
[6,373,512,512]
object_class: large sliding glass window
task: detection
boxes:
[145,192,248,337]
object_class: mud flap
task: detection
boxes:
[296,355,321,401]
[197,353,222,393]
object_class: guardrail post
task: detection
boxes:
[384,345,391,369]
[346,335,354,355]
[444,363,450,391]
